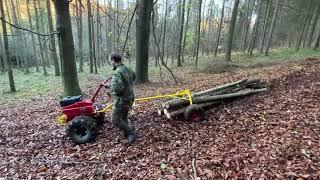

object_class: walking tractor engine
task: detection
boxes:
[56,78,113,144]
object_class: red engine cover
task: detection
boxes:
[63,100,94,122]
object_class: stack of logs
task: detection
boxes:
[160,78,267,119]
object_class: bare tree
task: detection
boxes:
[225,0,240,61]
[214,0,226,57]
[265,0,280,56]
[0,0,16,92]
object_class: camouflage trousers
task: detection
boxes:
[111,100,134,137]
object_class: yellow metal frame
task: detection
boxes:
[56,89,193,125]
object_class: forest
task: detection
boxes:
[0,0,320,179]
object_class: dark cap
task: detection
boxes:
[109,52,122,63]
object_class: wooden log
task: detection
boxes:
[164,101,219,119]
[194,88,267,104]
[163,79,263,110]
[162,79,249,108]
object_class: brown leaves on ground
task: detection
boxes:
[1,59,320,179]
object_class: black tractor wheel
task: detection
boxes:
[184,104,205,123]
[66,116,97,144]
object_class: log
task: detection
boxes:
[164,101,219,119]
[163,79,263,110]
[194,88,267,104]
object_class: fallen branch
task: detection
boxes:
[0,17,59,37]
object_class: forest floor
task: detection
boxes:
[1,54,320,179]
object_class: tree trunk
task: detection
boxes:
[33,0,48,76]
[249,0,262,56]
[0,34,4,72]
[313,28,320,50]
[75,0,83,72]
[195,0,202,68]
[0,0,16,92]
[296,13,309,50]
[225,0,240,62]
[242,0,256,51]
[26,0,39,72]
[265,0,280,56]
[87,0,94,73]
[38,0,50,69]
[54,0,81,96]
[177,0,185,67]
[46,0,60,76]
[161,0,168,65]
[214,0,226,57]
[96,0,101,69]
[135,0,153,84]
[182,0,191,62]
[306,5,320,47]
[91,10,98,74]
[259,0,270,53]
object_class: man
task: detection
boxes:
[108,52,136,143]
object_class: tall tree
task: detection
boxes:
[0,0,16,92]
[248,0,263,56]
[0,33,4,72]
[241,0,256,51]
[26,0,39,72]
[182,0,191,61]
[313,28,320,50]
[214,0,226,57]
[225,0,240,61]
[75,0,84,72]
[87,0,94,73]
[195,0,202,68]
[259,0,270,53]
[306,4,320,47]
[265,0,280,56]
[177,0,186,67]
[46,0,60,76]
[54,0,81,96]
[135,0,152,84]
[295,2,311,51]
[33,0,48,75]
[161,0,168,64]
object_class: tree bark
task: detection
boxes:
[54,0,81,96]
[214,0,226,57]
[33,0,48,76]
[265,0,280,56]
[46,0,60,76]
[177,0,185,67]
[0,0,16,92]
[195,0,202,68]
[225,0,240,62]
[259,0,270,53]
[135,0,153,84]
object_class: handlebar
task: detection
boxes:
[91,77,112,102]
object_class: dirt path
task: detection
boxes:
[1,59,319,179]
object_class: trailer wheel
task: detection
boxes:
[96,112,105,126]
[66,116,97,144]
[184,104,205,123]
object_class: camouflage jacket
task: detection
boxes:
[111,64,135,104]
